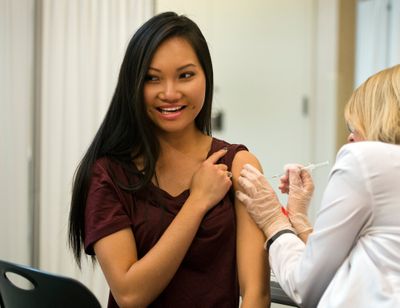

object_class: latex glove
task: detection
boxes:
[236,163,294,240]
[282,165,314,235]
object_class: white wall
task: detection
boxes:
[355,0,400,87]
[0,0,34,265]
[309,0,340,222]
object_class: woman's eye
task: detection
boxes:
[145,75,159,82]
[180,72,195,79]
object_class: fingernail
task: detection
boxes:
[222,147,228,151]
[226,171,232,178]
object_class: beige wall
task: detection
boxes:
[337,0,356,150]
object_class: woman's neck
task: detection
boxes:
[152,129,213,195]
[157,128,210,156]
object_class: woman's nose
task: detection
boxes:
[159,81,182,102]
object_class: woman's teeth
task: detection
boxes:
[158,106,185,114]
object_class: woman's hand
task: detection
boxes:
[279,165,314,235]
[236,163,293,240]
[189,148,233,212]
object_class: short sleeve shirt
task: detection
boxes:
[84,138,248,308]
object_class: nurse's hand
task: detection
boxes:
[236,163,294,240]
[284,165,314,235]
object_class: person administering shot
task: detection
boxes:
[237,64,400,307]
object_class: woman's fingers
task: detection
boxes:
[205,148,228,165]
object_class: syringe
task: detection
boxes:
[271,160,329,179]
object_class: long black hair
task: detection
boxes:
[68,12,214,266]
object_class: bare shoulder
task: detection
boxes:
[231,150,263,189]
[231,150,263,174]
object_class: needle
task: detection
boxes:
[271,161,329,179]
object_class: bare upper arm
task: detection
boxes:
[232,150,270,304]
[93,228,138,294]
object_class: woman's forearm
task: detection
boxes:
[97,195,208,307]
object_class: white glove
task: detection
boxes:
[236,164,294,240]
[281,165,314,235]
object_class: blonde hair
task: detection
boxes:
[344,64,400,144]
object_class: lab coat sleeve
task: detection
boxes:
[269,145,373,307]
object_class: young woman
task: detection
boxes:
[69,12,269,307]
[237,64,400,307]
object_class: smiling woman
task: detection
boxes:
[144,37,206,131]
[68,12,269,308]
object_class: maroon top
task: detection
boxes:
[84,138,248,307]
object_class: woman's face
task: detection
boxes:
[143,37,206,135]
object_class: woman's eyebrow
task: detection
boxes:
[177,63,197,71]
[148,63,197,72]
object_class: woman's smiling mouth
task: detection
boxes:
[157,105,186,114]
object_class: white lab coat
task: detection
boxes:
[269,141,400,307]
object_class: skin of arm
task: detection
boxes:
[232,151,271,308]
[93,149,232,308]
